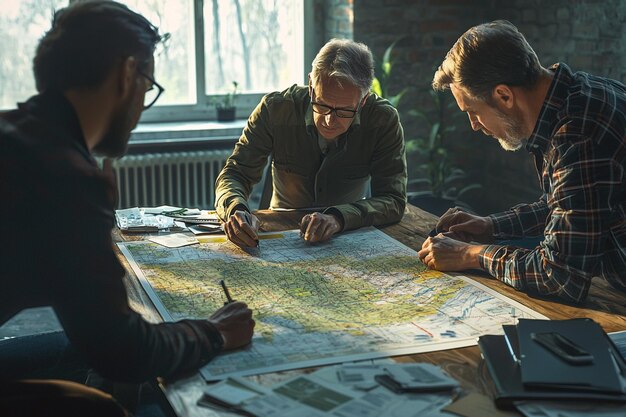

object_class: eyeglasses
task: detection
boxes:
[309,88,359,119]
[311,101,359,119]
[137,68,164,110]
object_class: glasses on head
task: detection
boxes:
[137,68,164,110]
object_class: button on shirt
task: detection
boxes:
[479,63,626,303]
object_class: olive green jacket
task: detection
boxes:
[215,85,407,231]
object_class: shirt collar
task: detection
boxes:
[525,63,574,155]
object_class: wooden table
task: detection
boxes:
[116,204,626,417]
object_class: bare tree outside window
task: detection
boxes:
[204,0,303,95]
[0,0,67,110]
[0,0,305,116]
[122,0,196,105]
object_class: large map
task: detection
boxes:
[118,227,546,381]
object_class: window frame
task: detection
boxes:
[139,0,315,123]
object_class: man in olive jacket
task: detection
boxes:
[216,39,407,247]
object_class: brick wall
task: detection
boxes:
[353,0,625,215]
[325,0,353,39]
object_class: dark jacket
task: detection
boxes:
[215,85,407,231]
[0,91,223,382]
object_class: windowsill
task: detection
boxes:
[127,119,247,153]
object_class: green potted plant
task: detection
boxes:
[371,37,408,108]
[406,90,481,215]
[215,81,239,122]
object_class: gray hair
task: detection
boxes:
[310,38,374,97]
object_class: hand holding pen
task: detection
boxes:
[210,279,255,350]
[223,209,260,249]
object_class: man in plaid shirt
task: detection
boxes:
[418,20,625,303]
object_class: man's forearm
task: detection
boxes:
[331,193,405,231]
[490,199,549,238]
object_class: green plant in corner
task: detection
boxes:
[371,38,408,108]
[406,89,481,206]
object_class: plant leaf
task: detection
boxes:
[388,88,408,108]
[371,78,383,97]
[428,122,440,148]
[457,183,482,198]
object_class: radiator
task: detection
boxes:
[111,150,232,209]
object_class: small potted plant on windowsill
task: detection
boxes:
[215,81,239,122]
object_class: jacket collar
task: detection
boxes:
[18,89,91,160]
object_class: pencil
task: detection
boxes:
[219,279,234,304]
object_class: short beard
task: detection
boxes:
[492,108,527,151]
[92,91,139,158]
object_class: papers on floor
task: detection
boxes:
[197,362,458,417]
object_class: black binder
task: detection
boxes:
[517,318,625,393]
[478,334,626,409]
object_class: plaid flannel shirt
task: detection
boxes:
[479,63,626,303]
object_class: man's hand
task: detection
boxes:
[435,207,495,243]
[299,212,341,243]
[224,210,260,248]
[417,233,484,271]
[208,301,255,351]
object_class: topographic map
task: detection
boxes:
[118,227,546,381]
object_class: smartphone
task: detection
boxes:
[531,332,594,365]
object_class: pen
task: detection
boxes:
[243,211,260,249]
[219,279,234,304]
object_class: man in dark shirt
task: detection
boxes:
[418,20,625,303]
[0,1,254,415]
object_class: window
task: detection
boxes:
[0,0,68,110]
[121,0,306,122]
[1,0,308,122]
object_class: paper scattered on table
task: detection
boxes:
[198,377,271,412]
[336,364,384,390]
[188,223,223,235]
[197,363,457,417]
[241,375,357,417]
[142,205,186,215]
[148,233,198,248]
[166,209,220,224]
[515,401,626,417]
[378,363,460,392]
[115,207,186,233]
[332,386,452,417]
[443,392,518,417]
